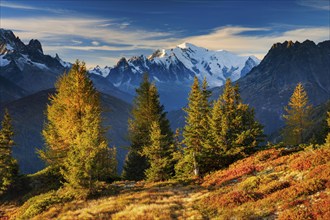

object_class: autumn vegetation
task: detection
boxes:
[0,61,329,219]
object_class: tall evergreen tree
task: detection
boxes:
[197,78,214,174]
[201,97,223,171]
[283,83,311,145]
[206,79,263,169]
[172,128,183,161]
[141,121,173,182]
[122,74,173,180]
[181,77,205,177]
[0,109,18,193]
[200,78,212,143]
[40,61,116,190]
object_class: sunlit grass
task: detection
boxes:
[1,146,329,219]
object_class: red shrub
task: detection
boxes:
[278,207,314,220]
[290,158,313,171]
[286,179,327,199]
[200,147,329,220]
[202,149,289,187]
[282,199,307,210]
[209,190,260,208]
[280,193,330,220]
[203,164,256,187]
[269,155,298,173]
[255,148,282,162]
[307,164,330,179]
[306,163,330,188]
[290,148,330,171]
[311,197,330,220]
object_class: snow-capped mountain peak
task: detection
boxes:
[101,42,260,96]
[148,49,167,59]
[0,28,71,93]
[96,42,260,109]
[89,65,112,77]
[55,53,71,68]
[0,28,71,71]
[177,42,203,51]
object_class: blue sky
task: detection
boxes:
[1,0,329,67]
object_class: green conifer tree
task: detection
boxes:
[283,83,312,145]
[198,78,214,174]
[202,97,223,171]
[207,79,263,169]
[181,77,204,177]
[141,121,173,181]
[200,77,212,142]
[172,128,183,163]
[122,74,173,180]
[0,109,18,193]
[40,61,116,191]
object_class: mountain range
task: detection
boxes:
[1,28,258,109]
[0,29,67,103]
[90,42,260,109]
[0,28,329,174]
[0,29,132,104]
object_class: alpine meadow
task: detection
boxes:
[0,0,329,219]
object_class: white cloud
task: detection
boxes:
[296,0,330,10]
[2,15,329,65]
[60,45,127,51]
[1,17,177,51]
[0,1,72,13]
[71,40,83,45]
[120,22,131,29]
[91,41,100,46]
[182,26,330,59]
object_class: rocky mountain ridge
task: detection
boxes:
[213,39,330,135]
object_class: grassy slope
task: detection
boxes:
[200,146,330,219]
[1,146,329,219]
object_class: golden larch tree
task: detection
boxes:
[283,83,312,145]
[40,61,116,191]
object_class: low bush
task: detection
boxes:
[259,181,290,195]
[16,190,73,219]
[238,176,260,191]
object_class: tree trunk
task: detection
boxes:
[193,151,199,177]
